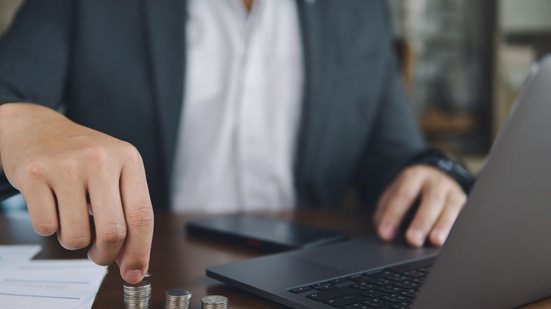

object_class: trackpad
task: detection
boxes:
[299,236,439,273]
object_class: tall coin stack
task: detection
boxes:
[123,272,152,309]
[165,289,192,309]
[201,295,229,309]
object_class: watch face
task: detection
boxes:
[437,159,454,172]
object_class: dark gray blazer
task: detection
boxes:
[0,0,426,210]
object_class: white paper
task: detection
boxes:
[0,246,107,309]
[0,245,41,263]
[0,245,42,280]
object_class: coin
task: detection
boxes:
[165,289,192,309]
[201,295,229,309]
[123,272,152,309]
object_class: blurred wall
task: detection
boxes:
[501,0,551,33]
[389,0,496,156]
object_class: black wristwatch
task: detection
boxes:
[408,149,475,193]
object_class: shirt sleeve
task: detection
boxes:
[0,0,72,201]
[0,0,72,107]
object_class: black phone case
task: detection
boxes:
[186,214,348,252]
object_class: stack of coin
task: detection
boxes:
[201,295,229,309]
[165,289,192,309]
[123,272,152,309]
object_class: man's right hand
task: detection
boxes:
[0,103,154,284]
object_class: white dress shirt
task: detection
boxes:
[171,0,304,213]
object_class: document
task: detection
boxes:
[0,245,41,279]
[0,246,107,309]
[0,245,41,263]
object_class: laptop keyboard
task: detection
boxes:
[288,258,435,309]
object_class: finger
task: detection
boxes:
[21,181,58,236]
[406,183,448,247]
[429,192,466,246]
[118,152,154,284]
[377,173,424,241]
[86,169,127,266]
[373,183,395,226]
[54,177,91,250]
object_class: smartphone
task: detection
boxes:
[186,214,348,252]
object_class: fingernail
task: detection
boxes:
[408,229,425,247]
[380,222,396,240]
[433,229,448,246]
[125,269,143,284]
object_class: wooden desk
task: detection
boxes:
[1,210,550,309]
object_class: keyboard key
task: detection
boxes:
[394,281,421,290]
[344,304,373,309]
[295,260,433,308]
[362,297,391,308]
[402,270,426,278]
[388,303,410,309]
[371,270,395,278]
[378,285,406,294]
[310,282,333,289]
[389,275,410,283]
[373,271,409,283]
[381,293,408,303]
[306,287,357,301]
[351,283,378,291]
[310,284,332,291]
[324,293,368,307]
[289,286,312,294]
[364,277,394,286]
[359,289,382,298]
[399,289,419,299]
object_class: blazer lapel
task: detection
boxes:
[295,0,333,206]
[143,0,187,185]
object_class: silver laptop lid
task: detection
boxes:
[413,56,551,309]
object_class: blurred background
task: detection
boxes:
[1,0,550,210]
[388,0,551,172]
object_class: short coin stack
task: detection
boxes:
[201,295,229,309]
[165,289,192,309]
[123,272,152,309]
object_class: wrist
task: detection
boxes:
[0,102,32,129]
[408,148,475,193]
[0,103,17,152]
[0,102,46,157]
[0,103,27,147]
[0,103,17,173]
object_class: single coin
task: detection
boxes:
[165,288,192,309]
[201,295,229,308]
[202,295,227,304]
[166,289,192,298]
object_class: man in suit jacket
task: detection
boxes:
[0,0,469,284]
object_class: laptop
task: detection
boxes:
[207,56,551,309]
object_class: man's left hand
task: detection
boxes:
[373,165,467,248]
